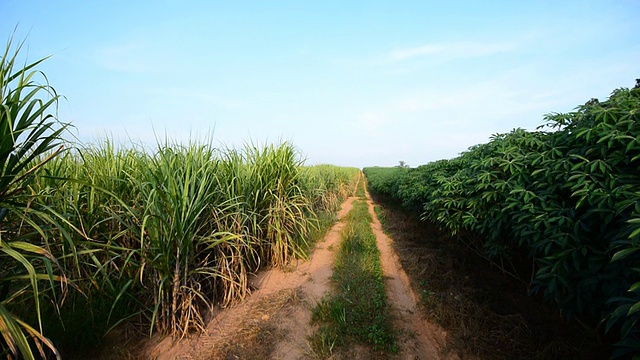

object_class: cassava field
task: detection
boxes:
[364,79,640,359]
[2,36,640,359]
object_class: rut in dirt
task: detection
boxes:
[365,190,456,360]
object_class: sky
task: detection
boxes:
[2,1,639,168]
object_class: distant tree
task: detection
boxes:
[397,161,408,168]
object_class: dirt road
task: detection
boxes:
[143,184,454,359]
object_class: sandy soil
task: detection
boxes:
[141,183,455,359]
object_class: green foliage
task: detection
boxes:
[365,80,640,356]
[362,167,408,201]
[14,137,359,356]
[0,34,69,359]
[300,165,359,213]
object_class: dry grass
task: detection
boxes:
[88,286,304,360]
[371,197,607,360]
[206,288,302,360]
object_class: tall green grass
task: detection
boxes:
[301,164,359,213]
[1,34,359,357]
[20,139,359,356]
[1,34,69,360]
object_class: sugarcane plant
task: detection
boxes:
[0,34,68,359]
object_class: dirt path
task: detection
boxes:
[143,177,454,359]
[259,196,357,359]
[366,191,457,360]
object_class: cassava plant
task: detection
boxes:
[364,79,640,358]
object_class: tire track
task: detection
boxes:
[366,188,458,360]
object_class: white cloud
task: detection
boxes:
[390,42,515,62]
[354,112,388,134]
[390,45,441,60]
[331,41,516,69]
[395,94,459,112]
[94,40,172,74]
[145,87,246,110]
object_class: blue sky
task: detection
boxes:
[3,1,639,168]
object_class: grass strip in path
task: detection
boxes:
[310,199,397,357]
